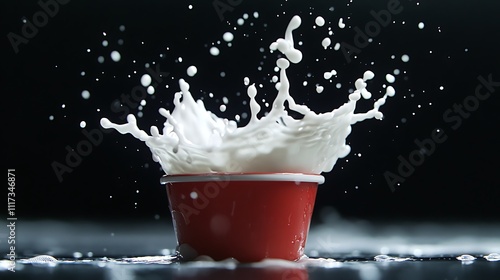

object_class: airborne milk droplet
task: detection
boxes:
[209,46,220,56]
[322,37,331,49]
[338,18,345,28]
[418,22,425,29]
[223,32,234,42]
[110,51,121,62]
[101,15,395,175]
[315,16,325,27]
[401,54,410,62]
[81,90,90,99]
[187,66,198,77]
[385,74,396,83]
[141,74,152,87]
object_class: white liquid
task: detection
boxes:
[101,15,394,175]
[322,37,331,49]
[385,74,396,83]
[187,66,198,77]
[141,74,152,87]
[81,90,90,99]
[110,51,121,62]
[323,70,337,80]
[223,32,234,42]
[338,18,345,29]
[209,47,220,56]
[315,16,325,27]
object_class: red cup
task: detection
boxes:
[160,173,324,262]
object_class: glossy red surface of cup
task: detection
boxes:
[161,173,323,262]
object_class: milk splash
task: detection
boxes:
[100,15,394,175]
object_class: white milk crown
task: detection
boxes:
[101,15,395,175]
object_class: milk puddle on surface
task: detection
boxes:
[100,15,395,176]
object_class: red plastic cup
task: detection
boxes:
[160,173,324,262]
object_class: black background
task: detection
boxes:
[2,0,500,224]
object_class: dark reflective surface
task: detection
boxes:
[2,258,500,280]
[1,220,499,279]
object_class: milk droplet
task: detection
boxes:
[141,74,152,87]
[363,71,375,81]
[253,12,259,18]
[315,16,325,27]
[147,86,155,94]
[237,18,244,25]
[210,46,220,56]
[223,32,234,42]
[81,90,90,99]
[323,70,337,80]
[418,22,425,29]
[374,255,410,262]
[187,65,198,77]
[80,121,87,128]
[401,54,410,62]
[49,115,54,121]
[457,254,476,261]
[316,85,324,93]
[484,253,500,261]
[322,37,331,49]
[244,77,250,86]
[190,191,198,199]
[220,104,227,112]
[102,40,108,47]
[385,74,396,83]
[110,51,121,62]
[334,43,341,51]
[97,56,105,63]
[338,18,345,28]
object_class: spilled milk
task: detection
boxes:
[100,15,395,175]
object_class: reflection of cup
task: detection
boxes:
[161,173,324,262]
[173,264,309,280]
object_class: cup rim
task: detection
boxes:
[160,172,325,184]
